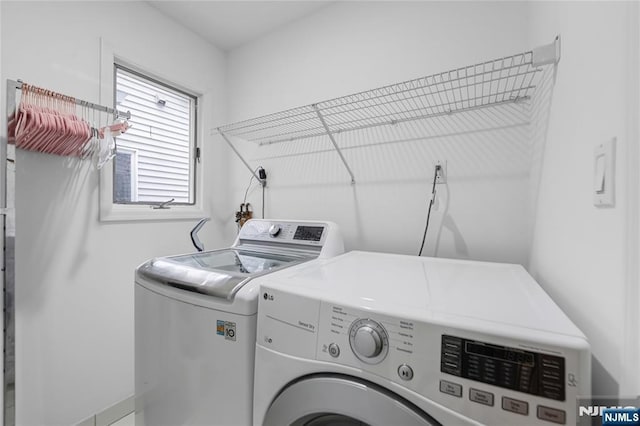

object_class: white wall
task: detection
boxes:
[527,1,639,396]
[0,2,229,425]
[226,0,640,399]
[225,2,534,265]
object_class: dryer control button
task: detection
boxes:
[502,396,529,415]
[439,380,463,397]
[469,388,494,406]
[398,364,414,381]
[328,343,340,358]
[537,406,566,424]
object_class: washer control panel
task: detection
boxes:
[236,220,328,247]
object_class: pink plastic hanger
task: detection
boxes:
[13,83,105,157]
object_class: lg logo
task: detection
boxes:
[263,292,274,301]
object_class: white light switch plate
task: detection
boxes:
[593,137,616,207]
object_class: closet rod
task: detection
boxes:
[7,79,131,120]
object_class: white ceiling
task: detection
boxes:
[147,1,333,51]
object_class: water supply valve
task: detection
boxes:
[235,203,253,228]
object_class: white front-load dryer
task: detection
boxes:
[135,219,343,426]
[252,251,590,426]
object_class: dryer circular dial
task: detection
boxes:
[349,319,389,364]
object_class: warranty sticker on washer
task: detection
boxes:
[216,320,236,341]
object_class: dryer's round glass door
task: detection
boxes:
[262,375,441,426]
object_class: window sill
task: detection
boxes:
[99,203,207,222]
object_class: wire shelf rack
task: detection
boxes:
[216,37,560,184]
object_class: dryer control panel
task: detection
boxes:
[441,335,565,401]
[257,281,590,426]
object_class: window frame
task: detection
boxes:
[113,64,198,207]
[99,41,205,222]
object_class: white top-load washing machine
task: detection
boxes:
[134,219,344,426]
[253,251,590,426]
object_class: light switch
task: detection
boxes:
[593,138,616,207]
[594,154,605,194]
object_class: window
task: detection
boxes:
[113,65,198,205]
[114,147,138,203]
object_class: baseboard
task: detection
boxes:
[75,396,134,426]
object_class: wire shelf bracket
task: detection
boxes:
[312,104,356,184]
[218,128,266,185]
[215,36,561,184]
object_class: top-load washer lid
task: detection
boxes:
[136,219,344,300]
[136,247,313,300]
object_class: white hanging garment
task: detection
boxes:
[96,127,116,170]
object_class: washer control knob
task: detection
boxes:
[349,319,389,364]
[328,343,340,358]
[268,224,281,237]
